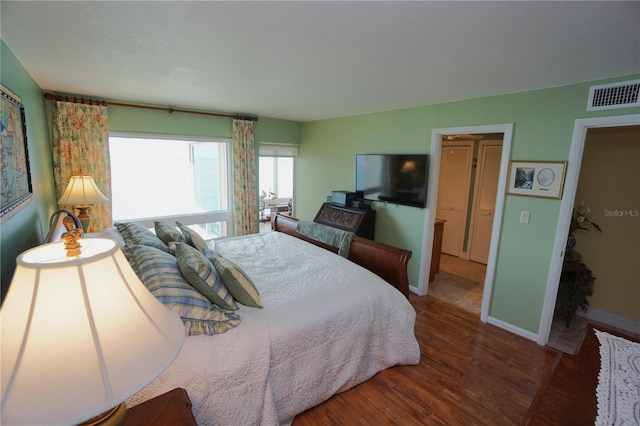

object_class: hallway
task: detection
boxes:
[428,254,486,315]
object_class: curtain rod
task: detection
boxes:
[43,92,259,122]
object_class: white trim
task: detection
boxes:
[487,316,538,342]
[418,124,513,327]
[577,308,640,336]
[122,211,233,229]
[537,113,640,346]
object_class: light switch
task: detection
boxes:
[520,210,530,224]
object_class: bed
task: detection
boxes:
[111,214,421,425]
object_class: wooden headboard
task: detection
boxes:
[272,214,412,298]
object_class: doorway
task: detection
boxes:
[538,114,640,346]
[419,123,514,324]
[430,134,503,314]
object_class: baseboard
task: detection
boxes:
[577,308,640,336]
[486,316,538,343]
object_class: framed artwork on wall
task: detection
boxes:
[506,160,567,199]
[1,84,33,223]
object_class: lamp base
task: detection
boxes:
[80,402,127,426]
[74,204,91,231]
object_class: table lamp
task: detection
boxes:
[58,175,110,231]
[1,238,185,425]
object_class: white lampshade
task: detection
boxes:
[58,175,110,205]
[1,238,185,425]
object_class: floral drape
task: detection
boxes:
[232,119,258,235]
[52,101,112,232]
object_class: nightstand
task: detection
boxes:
[124,388,197,426]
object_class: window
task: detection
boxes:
[259,144,297,201]
[109,134,232,239]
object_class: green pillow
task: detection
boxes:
[176,222,209,252]
[126,244,240,335]
[174,243,237,310]
[115,222,169,253]
[154,221,186,245]
[205,249,262,308]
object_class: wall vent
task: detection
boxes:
[587,80,640,111]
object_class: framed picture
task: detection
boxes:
[506,161,567,199]
[1,84,33,223]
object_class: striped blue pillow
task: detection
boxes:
[126,244,240,335]
[154,221,186,245]
[115,222,169,253]
[204,249,262,308]
[173,242,237,310]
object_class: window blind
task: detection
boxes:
[259,144,298,157]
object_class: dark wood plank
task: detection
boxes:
[293,295,559,425]
[125,388,197,426]
[523,324,640,425]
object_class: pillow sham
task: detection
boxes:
[126,244,240,335]
[115,222,169,253]
[173,242,237,310]
[204,249,262,308]
[154,221,186,245]
[176,222,209,252]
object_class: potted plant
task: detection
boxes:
[559,201,600,326]
[567,202,601,249]
[558,263,596,327]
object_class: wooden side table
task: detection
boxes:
[429,219,445,282]
[124,388,197,426]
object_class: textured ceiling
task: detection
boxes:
[2,1,639,122]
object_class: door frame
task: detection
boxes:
[537,113,640,345]
[417,123,513,324]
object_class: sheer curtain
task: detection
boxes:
[232,119,258,235]
[52,101,112,232]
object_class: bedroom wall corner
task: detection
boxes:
[1,39,57,303]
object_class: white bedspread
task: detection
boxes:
[127,231,420,425]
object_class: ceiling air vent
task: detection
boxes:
[587,80,640,111]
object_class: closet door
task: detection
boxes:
[468,141,503,264]
[436,141,473,257]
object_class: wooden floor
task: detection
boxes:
[439,254,487,284]
[293,294,560,425]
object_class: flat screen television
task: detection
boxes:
[356,154,429,208]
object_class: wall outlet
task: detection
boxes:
[520,210,530,224]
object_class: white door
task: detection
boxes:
[436,141,473,257]
[468,141,503,264]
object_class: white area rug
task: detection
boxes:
[595,329,640,426]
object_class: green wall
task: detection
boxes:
[1,39,58,301]
[3,35,637,336]
[1,40,300,302]
[297,75,640,334]
[108,103,301,145]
